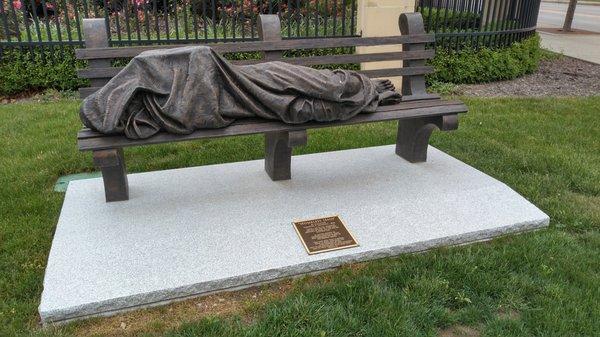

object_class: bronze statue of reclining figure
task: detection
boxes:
[80,46,400,139]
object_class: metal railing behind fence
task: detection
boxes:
[416,0,540,50]
[0,0,358,54]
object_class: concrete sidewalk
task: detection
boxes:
[537,2,600,64]
[539,32,600,64]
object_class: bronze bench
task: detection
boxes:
[75,13,468,202]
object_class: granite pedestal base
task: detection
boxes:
[40,145,549,324]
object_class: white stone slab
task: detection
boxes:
[40,145,549,324]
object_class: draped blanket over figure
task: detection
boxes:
[80,46,398,139]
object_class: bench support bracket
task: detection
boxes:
[396,114,458,163]
[93,148,129,202]
[265,130,307,181]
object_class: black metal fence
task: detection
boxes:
[416,0,540,50]
[0,0,540,54]
[0,0,358,53]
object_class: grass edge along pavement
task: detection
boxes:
[0,96,599,336]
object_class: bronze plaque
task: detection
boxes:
[293,215,358,255]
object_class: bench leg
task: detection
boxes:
[265,130,307,181]
[396,115,458,163]
[93,148,129,202]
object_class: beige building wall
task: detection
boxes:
[356,0,416,90]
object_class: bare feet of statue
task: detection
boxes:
[372,79,401,105]
[373,79,396,94]
[378,90,402,105]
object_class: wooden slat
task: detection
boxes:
[78,68,122,79]
[370,98,459,112]
[280,49,435,66]
[77,99,461,140]
[78,101,467,151]
[79,87,101,99]
[77,99,462,140]
[75,35,435,60]
[77,50,436,80]
[77,116,281,139]
[78,66,434,99]
[361,66,433,79]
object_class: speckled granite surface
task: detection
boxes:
[40,145,549,324]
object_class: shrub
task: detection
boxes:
[0,46,356,96]
[0,47,88,96]
[0,35,541,97]
[427,34,541,84]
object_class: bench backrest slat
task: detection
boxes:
[75,35,435,60]
[78,66,434,99]
[77,50,436,80]
[77,13,436,101]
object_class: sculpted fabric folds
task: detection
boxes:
[80,46,384,139]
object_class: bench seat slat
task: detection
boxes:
[75,35,435,60]
[78,100,467,151]
[77,99,461,139]
[77,50,436,79]
[77,116,277,139]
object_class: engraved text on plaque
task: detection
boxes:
[293,215,358,254]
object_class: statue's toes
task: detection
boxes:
[382,84,395,93]
[379,90,401,102]
[375,79,391,86]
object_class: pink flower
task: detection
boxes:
[132,0,146,7]
[12,0,22,10]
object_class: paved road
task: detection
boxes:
[537,2,600,32]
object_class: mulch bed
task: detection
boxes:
[457,56,600,97]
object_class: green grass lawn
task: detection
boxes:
[0,96,599,337]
